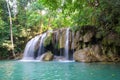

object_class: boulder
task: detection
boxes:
[91,45,102,54]
[90,44,103,61]
[41,51,54,61]
[73,48,97,62]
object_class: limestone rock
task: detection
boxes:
[90,44,103,61]
[83,31,94,42]
[102,32,120,46]
[91,45,102,54]
[41,51,54,61]
[73,48,97,62]
[71,31,82,50]
[59,29,66,49]
[44,32,52,47]
[75,31,80,41]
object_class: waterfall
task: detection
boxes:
[72,32,74,54]
[21,28,73,61]
[55,31,58,56]
[64,28,70,60]
[36,33,47,59]
[22,35,41,60]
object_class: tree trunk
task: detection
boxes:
[6,0,16,58]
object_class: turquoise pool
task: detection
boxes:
[0,61,120,80]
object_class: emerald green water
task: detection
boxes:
[0,61,120,80]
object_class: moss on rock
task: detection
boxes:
[44,32,52,47]
[42,51,54,61]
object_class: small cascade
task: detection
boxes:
[64,28,70,60]
[55,31,59,56]
[37,33,47,59]
[72,32,74,54]
[59,29,62,57]
[22,35,41,60]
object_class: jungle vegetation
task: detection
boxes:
[0,0,120,59]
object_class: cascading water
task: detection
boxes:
[21,28,73,61]
[36,33,47,59]
[72,32,74,54]
[64,28,70,60]
[55,31,59,56]
[22,35,41,60]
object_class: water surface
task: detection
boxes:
[0,61,120,80]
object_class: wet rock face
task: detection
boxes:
[59,29,67,49]
[73,45,120,62]
[83,31,94,42]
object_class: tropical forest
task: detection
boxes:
[0,0,120,80]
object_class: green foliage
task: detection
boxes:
[97,0,120,33]
[26,11,41,27]
[0,0,120,59]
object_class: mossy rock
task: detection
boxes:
[54,43,59,49]
[83,31,94,42]
[44,32,52,47]
[102,32,120,46]
[42,51,54,61]
[59,29,66,48]
[96,31,103,39]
